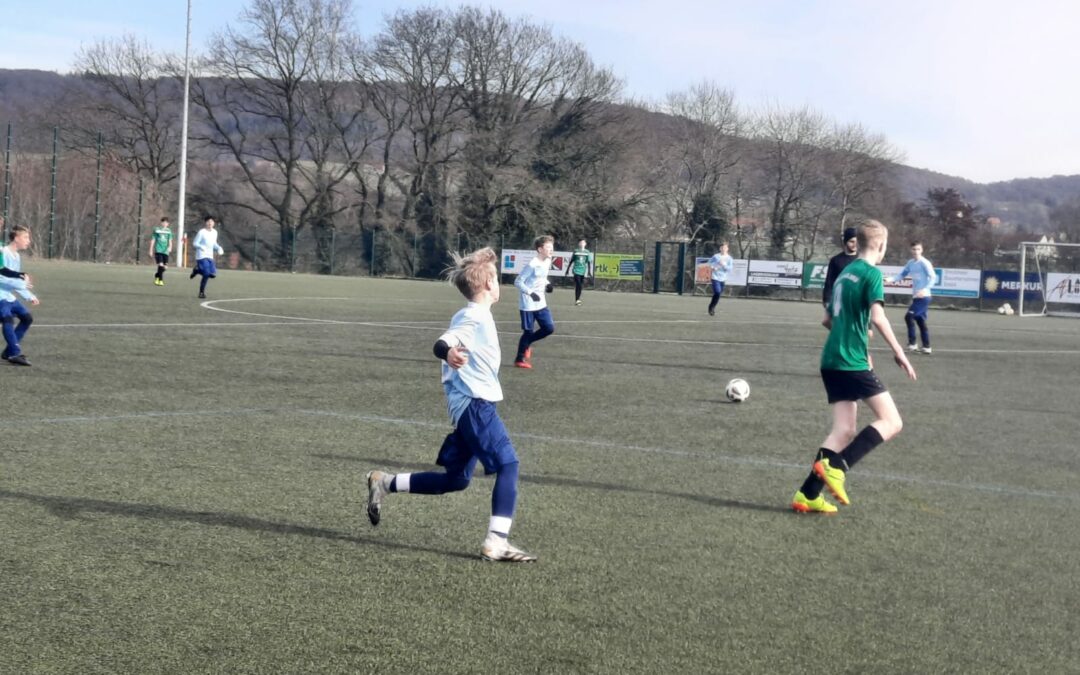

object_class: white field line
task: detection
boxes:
[25,407,1074,502]
[28,296,1080,354]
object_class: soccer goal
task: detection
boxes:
[1017,240,1080,317]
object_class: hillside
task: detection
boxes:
[0,68,1073,230]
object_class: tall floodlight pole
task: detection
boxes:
[176,0,193,268]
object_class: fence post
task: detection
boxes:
[253,224,259,270]
[48,126,58,259]
[290,225,297,272]
[330,227,336,275]
[135,177,144,264]
[93,132,102,262]
[370,229,377,276]
[2,123,12,237]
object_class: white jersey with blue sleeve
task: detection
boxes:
[0,246,36,303]
[438,303,503,426]
[515,255,551,311]
[894,257,936,296]
[192,228,224,261]
[709,253,733,282]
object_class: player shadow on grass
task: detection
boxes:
[0,488,476,561]
[316,454,791,515]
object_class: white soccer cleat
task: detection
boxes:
[907,344,918,352]
[481,535,537,563]
[366,470,391,526]
[920,347,932,355]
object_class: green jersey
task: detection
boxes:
[570,248,592,276]
[821,258,883,371]
[151,226,173,254]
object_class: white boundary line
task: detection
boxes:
[24,407,1078,502]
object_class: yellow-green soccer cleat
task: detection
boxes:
[813,458,850,506]
[791,490,838,515]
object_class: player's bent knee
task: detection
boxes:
[445,475,470,492]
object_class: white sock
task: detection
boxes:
[488,515,512,538]
[395,473,411,493]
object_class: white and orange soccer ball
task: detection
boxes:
[725,378,750,403]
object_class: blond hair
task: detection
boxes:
[856,219,887,252]
[446,247,498,299]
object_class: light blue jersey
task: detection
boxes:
[438,302,503,426]
[709,253,733,282]
[0,246,36,303]
[894,257,936,296]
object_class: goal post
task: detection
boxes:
[1018,240,1080,317]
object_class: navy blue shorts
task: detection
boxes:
[437,399,518,476]
[907,296,930,320]
[0,299,30,321]
[711,280,726,295]
[520,307,554,333]
[821,369,888,403]
[196,258,217,278]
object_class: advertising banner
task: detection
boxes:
[881,265,980,298]
[694,258,749,286]
[802,262,828,290]
[1045,273,1080,304]
[594,253,645,280]
[747,260,803,287]
[981,271,1043,302]
[500,249,572,277]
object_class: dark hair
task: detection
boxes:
[910,240,923,247]
[8,224,29,242]
[160,216,170,223]
[204,215,215,223]
[533,235,554,249]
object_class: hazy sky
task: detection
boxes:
[1,0,1076,183]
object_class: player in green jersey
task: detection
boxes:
[150,217,174,286]
[791,219,916,514]
[569,239,592,305]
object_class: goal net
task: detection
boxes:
[1018,240,1080,317]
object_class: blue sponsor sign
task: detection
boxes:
[981,270,1044,302]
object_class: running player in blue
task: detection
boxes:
[791,219,916,514]
[190,215,224,299]
[0,224,40,367]
[513,235,555,369]
[706,241,733,316]
[888,241,935,355]
[365,247,536,563]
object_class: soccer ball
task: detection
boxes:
[998,303,1014,316]
[725,378,750,403]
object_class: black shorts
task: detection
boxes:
[154,252,170,265]
[821,369,888,403]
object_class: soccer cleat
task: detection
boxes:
[523,347,532,362]
[906,344,918,352]
[708,308,715,316]
[481,536,537,563]
[365,470,391,526]
[190,269,197,279]
[198,292,206,299]
[791,490,838,515]
[920,347,932,355]
[514,360,532,369]
[575,300,582,306]
[813,458,850,506]
[7,354,31,367]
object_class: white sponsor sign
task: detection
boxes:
[1045,273,1080,304]
[500,249,573,277]
[747,260,803,287]
[882,265,980,298]
[694,257,749,286]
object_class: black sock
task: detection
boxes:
[839,426,885,470]
[200,277,209,293]
[799,448,831,498]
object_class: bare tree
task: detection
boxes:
[190,0,365,268]
[69,35,181,205]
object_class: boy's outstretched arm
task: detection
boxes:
[869,303,915,380]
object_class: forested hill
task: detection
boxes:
[0,68,1074,230]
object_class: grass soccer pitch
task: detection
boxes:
[2,260,1079,673]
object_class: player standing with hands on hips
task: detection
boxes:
[513,235,556,369]
[791,219,916,514]
[190,215,224,299]
[887,241,935,355]
[364,247,536,562]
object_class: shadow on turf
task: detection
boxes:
[0,488,477,561]
[317,454,790,515]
